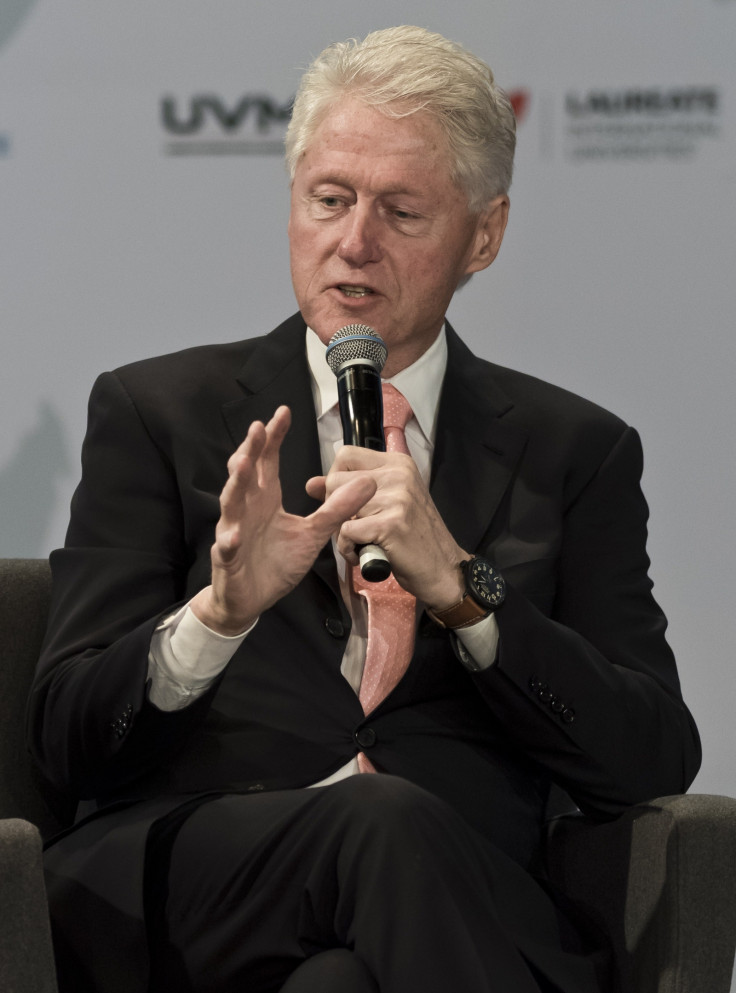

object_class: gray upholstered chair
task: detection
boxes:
[2,557,735,993]
[0,558,62,993]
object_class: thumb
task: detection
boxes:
[305,474,327,502]
[307,475,376,540]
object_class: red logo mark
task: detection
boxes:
[509,89,531,123]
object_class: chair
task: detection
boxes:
[0,558,68,993]
[2,558,735,993]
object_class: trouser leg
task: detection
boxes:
[153,775,602,993]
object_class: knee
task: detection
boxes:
[280,950,378,993]
[323,774,456,846]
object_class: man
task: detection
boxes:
[28,26,700,993]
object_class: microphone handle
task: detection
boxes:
[336,365,391,582]
[358,544,391,583]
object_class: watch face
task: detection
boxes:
[468,558,506,609]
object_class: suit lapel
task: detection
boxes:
[221,315,320,517]
[220,315,339,597]
[431,325,528,555]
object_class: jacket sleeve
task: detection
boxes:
[26,370,222,799]
[471,424,701,818]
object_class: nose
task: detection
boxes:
[336,204,381,267]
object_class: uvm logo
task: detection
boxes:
[161,93,293,156]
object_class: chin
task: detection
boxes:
[304,306,377,344]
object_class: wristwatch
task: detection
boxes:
[427,556,506,630]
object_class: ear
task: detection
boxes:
[464,195,510,276]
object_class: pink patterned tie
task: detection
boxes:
[353,384,416,773]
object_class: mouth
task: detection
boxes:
[337,285,375,299]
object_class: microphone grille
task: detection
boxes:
[326,325,388,376]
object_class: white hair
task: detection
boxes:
[285,26,516,211]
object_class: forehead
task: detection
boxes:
[296,98,456,191]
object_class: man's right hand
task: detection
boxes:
[190,405,376,636]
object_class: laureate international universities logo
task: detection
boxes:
[564,86,722,160]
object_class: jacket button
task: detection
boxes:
[355,727,377,749]
[324,617,346,638]
[550,696,565,714]
[529,677,542,693]
[538,684,553,704]
[561,708,576,724]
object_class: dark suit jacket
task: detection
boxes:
[27,314,700,991]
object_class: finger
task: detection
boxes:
[335,527,359,566]
[305,475,327,502]
[261,405,291,454]
[258,406,291,486]
[220,452,257,524]
[220,421,271,529]
[308,475,377,542]
[330,446,390,472]
[225,406,288,480]
[227,419,267,477]
[335,515,384,560]
[321,468,383,504]
[224,405,289,503]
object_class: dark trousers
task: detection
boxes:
[146,775,607,993]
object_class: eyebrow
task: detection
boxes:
[310,173,428,200]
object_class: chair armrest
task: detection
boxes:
[0,819,58,993]
[545,794,736,993]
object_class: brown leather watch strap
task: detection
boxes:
[426,594,490,630]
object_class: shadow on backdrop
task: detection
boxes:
[0,0,40,52]
[0,401,69,557]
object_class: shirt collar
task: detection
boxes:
[305,326,448,446]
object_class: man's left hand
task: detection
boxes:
[306,446,467,610]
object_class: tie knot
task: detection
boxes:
[381,383,412,433]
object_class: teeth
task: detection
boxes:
[339,286,372,298]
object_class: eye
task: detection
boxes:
[308,194,350,218]
[384,203,427,230]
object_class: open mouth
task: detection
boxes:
[338,285,374,298]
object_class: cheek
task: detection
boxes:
[400,252,455,298]
[291,221,331,270]
[290,235,318,286]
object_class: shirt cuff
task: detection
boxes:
[453,613,500,672]
[147,604,256,711]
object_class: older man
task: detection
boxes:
[29,26,700,993]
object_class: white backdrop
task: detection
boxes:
[2,1,735,973]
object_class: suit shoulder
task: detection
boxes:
[485,359,629,437]
[478,360,644,504]
[85,338,273,423]
[110,338,262,395]
[100,314,306,402]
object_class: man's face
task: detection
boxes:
[288,98,508,376]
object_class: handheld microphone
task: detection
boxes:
[326,324,391,582]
